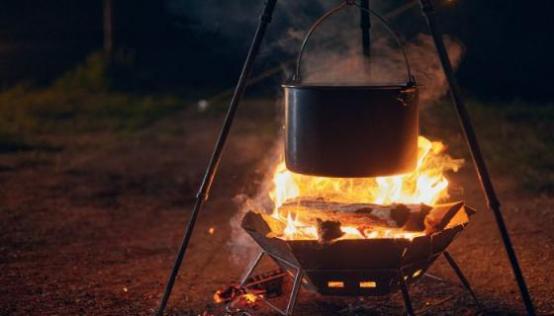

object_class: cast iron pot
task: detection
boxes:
[283,2,419,178]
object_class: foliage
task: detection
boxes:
[422,100,554,194]
[0,52,184,152]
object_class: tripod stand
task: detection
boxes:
[155,1,536,315]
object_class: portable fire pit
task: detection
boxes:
[236,202,479,315]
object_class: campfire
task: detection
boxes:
[268,136,464,242]
[219,135,476,314]
[209,3,483,313]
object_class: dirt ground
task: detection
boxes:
[1,99,553,315]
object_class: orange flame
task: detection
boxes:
[269,136,463,240]
[241,293,260,304]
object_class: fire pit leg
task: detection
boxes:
[419,0,536,315]
[399,276,415,316]
[264,254,304,316]
[284,270,304,316]
[423,272,444,282]
[251,267,303,316]
[238,252,303,315]
[443,251,484,312]
[240,251,265,286]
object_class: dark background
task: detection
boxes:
[0,0,553,101]
[1,2,553,315]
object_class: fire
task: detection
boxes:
[213,289,262,305]
[279,211,425,241]
[269,136,463,240]
[241,293,260,304]
[213,290,225,304]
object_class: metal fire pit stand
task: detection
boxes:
[155,0,536,315]
[235,250,482,316]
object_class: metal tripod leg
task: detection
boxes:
[443,251,484,312]
[418,0,535,314]
[399,275,416,316]
[360,0,371,57]
[154,1,278,315]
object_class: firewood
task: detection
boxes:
[316,219,344,243]
[424,201,467,234]
[278,197,429,230]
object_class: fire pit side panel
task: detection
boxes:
[287,239,409,270]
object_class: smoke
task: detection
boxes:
[228,143,284,263]
[272,3,464,107]
[297,33,464,106]
[172,1,463,108]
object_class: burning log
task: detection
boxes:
[316,219,344,243]
[243,200,473,244]
[279,198,431,230]
[424,201,475,234]
[275,198,474,242]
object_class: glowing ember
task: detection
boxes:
[213,289,261,305]
[213,290,225,304]
[269,136,463,240]
[241,293,260,304]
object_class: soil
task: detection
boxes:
[1,100,553,315]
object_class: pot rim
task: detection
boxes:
[282,81,416,90]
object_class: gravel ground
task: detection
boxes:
[1,100,552,315]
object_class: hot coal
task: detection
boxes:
[213,269,285,304]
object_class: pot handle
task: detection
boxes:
[293,0,414,83]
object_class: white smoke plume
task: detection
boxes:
[298,33,464,106]
[275,4,464,107]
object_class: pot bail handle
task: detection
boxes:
[293,0,414,83]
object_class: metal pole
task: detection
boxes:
[155,1,278,315]
[443,251,483,311]
[418,1,535,314]
[360,0,371,56]
[240,251,265,286]
[285,270,304,316]
[103,0,113,57]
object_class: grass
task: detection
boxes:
[422,99,553,194]
[0,53,185,151]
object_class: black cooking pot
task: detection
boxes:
[283,2,419,178]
